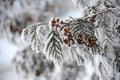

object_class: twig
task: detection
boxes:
[82,9,111,20]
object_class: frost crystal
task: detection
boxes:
[22,23,49,53]
[19,0,120,80]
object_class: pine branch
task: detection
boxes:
[22,23,48,53]
[70,46,84,65]
[72,0,90,7]
[99,62,109,80]
[46,30,63,62]
[114,49,120,72]
[61,18,101,53]
[82,9,111,20]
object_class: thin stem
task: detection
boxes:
[82,9,111,20]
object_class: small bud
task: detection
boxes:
[56,18,60,22]
[52,18,56,24]
[55,23,59,27]
[35,69,41,77]
[63,39,68,44]
[64,27,71,33]
[60,20,64,24]
[67,33,72,38]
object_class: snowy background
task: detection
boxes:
[0,0,84,80]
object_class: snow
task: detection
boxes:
[12,0,23,14]
[0,1,84,80]
[0,38,19,70]
[0,38,20,80]
[0,67,19,80]
[0,7,82,79]
[1,0,119,80]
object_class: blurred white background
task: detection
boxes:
[0,0,84,80]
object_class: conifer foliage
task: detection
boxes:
[21,0,120,80]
